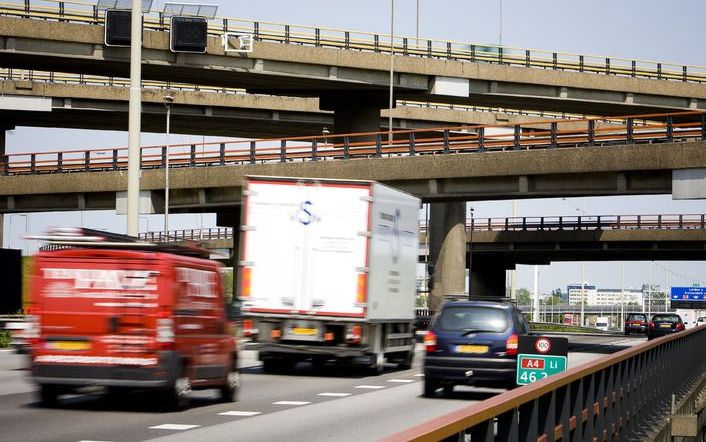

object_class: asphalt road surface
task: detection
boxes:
[0,334,644,442]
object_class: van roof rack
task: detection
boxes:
[32,227,212,259]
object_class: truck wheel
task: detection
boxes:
[38,384,60,406]
[262,358,293,373]
[423,378,440,398]
[218,368,240,403]
[166,372,191,411]
[367,352,384,376]
[397,349,415,370]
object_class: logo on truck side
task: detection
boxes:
[42,268,158,291]
[297,200,318,225]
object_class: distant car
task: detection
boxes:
[647,313,685,340]
[624,313,648,335]
[422,300,530,397]
[4,321,32,354]
[696,317,706,327]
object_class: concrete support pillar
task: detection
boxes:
[469,259,508,300]
[320,93,386,140]
[428,201,466,311]
[0,213,3,249]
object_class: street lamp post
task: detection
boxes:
[388,0,395,147]
[468,206,474,300]
[164,95,174,235]
[581,262,585,327]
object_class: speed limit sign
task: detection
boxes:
[535,337,551,354]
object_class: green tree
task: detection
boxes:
[516,288,531,305]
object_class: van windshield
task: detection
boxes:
[438,306,508,333]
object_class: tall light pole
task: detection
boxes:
[415,0,419,47]
[468,206,474,300]
[388,0,395,147]
[620,261,625,327]
[126,0,144,236]
[581,262,585,327]
[164,95,174,234]
[499,0,503,46]
[647,261,653,317]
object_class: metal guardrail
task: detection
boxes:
[1,0,705,83]
[466,214,706,232]
[382,326,706,441]
[1,110,704,176]
[137,227,232,242]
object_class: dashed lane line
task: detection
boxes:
[149,424,201,431]
[273,401,311,406]
[354,385,386,389]
[218,411,262,417]
[386,379,415,383]
[317,392,351,397]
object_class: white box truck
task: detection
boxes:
[237,176,420,374]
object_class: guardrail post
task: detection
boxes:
[525,49,530,67]
[443,129,450,154]
[637,215,641,228]
[374,35,380,52]
[92,5,98,24]
[631,60,636,77]
[112,149,118,169]
[616,215,621,229]
[657,62,662,79]
[253,22,260,40]
[470,44,476,62]
[550,122,558,148]
[408,132,416,156]
[343,136,350,159]
[588,120,595,146]
[57,152,63,173]
[679,214,683,228]
[402,37,408,55]
[284,25,290,43]
[683,65,688,82]
[627,118,634,143]
[552,52,558,70]
[559,216,563,230]
[311,139,318,161]
[522,217,527,230]
[477,127,485,152]
[658,214,662,229]
[427,40,432,58]
[190,144,196,166]
[597,215,601,229]
[498,47,503,64]
[249,140,256,164]
[158,12,164,29]
[344,31,350,49]
[84,151,89,170]
[666,116,674,142]
[579,55,584,72]
[315,28,321,46]
[514,125,521,150]
[605,57,611,74]
[280,140,287,163]
[59,2,65,21]
[24,0,30,17]
[161,146,167,168]
[446,42,452,59]
[702,214,705,229]
[577,216,582,230]
[375,134,382,157]
[540,217,544,230]
[222,18,228,33]
[504,218,509,230]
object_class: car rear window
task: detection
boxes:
[627,314,646,321]
[438,306,509,333]
[652,314,680,322]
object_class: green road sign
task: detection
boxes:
[516,354,567,385]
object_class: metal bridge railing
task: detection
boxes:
[466,214,706,232]
[1,0,705,83]
[1,110,704,176]
[382,326,706,441]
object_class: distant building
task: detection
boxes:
[567,283,643,306]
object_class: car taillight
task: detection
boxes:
[156,311,175,350]
[506,334,519,356]
[243,319,254,337]
[640,321,647,326]
[345,324,362,344]
[676,323,685,331]
[649,321,655,329]
[424,330,437,354]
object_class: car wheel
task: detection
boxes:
[442,384,454,395]
[262,358,293,373]
[218,367,240,403]
[38,384,60,407]
[423,377,440,398]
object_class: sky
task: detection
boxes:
[3,0,706,294]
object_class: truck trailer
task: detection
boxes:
[238,176,420,374]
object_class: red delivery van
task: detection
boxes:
[28,228,238,410]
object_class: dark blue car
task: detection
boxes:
[423,300,530,397]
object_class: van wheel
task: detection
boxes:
[38,384,60,406]
[219,368,240,403]
[423,378,440,398]
[165,373,191,411]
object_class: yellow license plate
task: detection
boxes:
[50,341,91,351]
[660,324,672,328]
[292,328,317,336]
[456,345,488,354]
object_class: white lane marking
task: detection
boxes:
[149,424,201,431]
[354,385,386,389]
[273,401,311,406]
[218,411,262,417]
[387,379,415,383]
[79,440,114,442]
[317,392,351,397]
[414,373,425,377]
